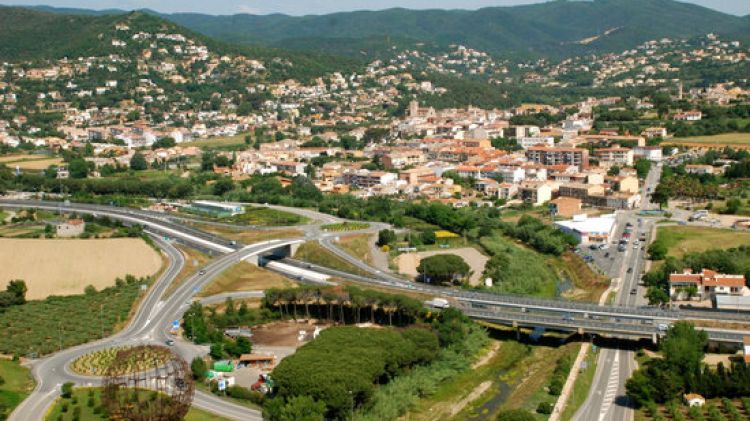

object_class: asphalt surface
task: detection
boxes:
[573,163,662,421]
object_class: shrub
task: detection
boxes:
[536,402,554,414]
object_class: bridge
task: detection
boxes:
[3,199,750,345]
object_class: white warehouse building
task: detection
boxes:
[554,214,617,244]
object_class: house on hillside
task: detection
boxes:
[56,219,85,237]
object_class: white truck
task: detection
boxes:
[426,298,450,309]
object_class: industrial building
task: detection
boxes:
[554,214,617,244]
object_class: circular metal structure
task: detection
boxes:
[102,345,194,421]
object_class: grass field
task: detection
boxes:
[45,387,232,421]
[225,206,308,226]
[191,223,303,245]
[0,276,150,356]
[0,238,163,300]
[667,132,750,146]
[335,234,374,266]
[0,359,34,418]
[294,241,369,276]
[0,154,63,170]
[199,261,296,297]
[187,133,249,149]
[479,234,559,298]
[655,226,750,259]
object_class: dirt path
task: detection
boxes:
[450,381,493,416]
[368,234,390,272]
[395,247,488,285]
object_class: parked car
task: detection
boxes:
[630,288,637,295]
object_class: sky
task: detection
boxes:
[1,0,749,16]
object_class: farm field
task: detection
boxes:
[636,397,750,421]
[667,132,750,147]
[0,275,150,356]
[199,261,296,297]
[0,238,163,299]
[654,226,750,259]
[45,387,232,421]
[0,359,35,419]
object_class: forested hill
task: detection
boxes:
[0,7,361,80]
[161,0,750,58]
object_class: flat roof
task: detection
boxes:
[554,214,617,235]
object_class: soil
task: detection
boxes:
[250,320,330,347]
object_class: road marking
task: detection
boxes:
[598,352,620,421]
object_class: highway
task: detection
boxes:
[4,189,750,421]
[572,163,662,421]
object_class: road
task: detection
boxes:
[573,163,661,421]
[8,235,303,421]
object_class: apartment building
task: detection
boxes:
[594,146,634,167]
[526,146,589,170]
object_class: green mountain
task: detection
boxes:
[159,0,750,58]
[0,7,361,80]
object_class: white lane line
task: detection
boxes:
[598,352,620,421]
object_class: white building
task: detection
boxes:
[518,136,555,150]
[554,214,617,244]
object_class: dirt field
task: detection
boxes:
[0,154,63,169]
[0,238,163,299]
[395,247,488,285]
[250,320,330,347]
[199,261,295,297]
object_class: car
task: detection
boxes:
[626,222,633,227]
[198,270,206,275]
[589,244,598,250]
[633,245,639,250]
[604,252,610,258]
[630,288,637,295]
[166,339,175,346]
[627,267,633,273]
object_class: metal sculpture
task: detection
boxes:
[102,345,194,421]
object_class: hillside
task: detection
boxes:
[159,0,750,58]
[0,7,360,81]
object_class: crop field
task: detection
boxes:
[0,154,63,170]
[70,346,171,376]
[45,387,232,421]
[0,238,163,299]
[0,275,150,356]
[667,132,750,147]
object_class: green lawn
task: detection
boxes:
[0,359,35,418]
[227,207,308,226]
[45,387,232,421]
[655,226,750,259]
[321,222,370,232]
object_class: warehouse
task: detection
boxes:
[554,214,617,244]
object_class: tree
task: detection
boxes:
[5,280,27,305]
[648,241,668,260]
[264,396,326,421]
[496,409,536,421]
[68,158,88,179]
[646,287,669,305]
[191,357,208,381]
[661,322,708,375]
[129,152,147,171]
[635,159,652,179]
[420,230,437,245]
[377,229,396,247]
[650,185,671,209]
[61,382,74,399]
[213,178,235,196]
[152,137,176,150]
[607,166,621,176]
[417,254,470,284]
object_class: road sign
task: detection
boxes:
[218,379,226,391]
[172,320,180,329]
